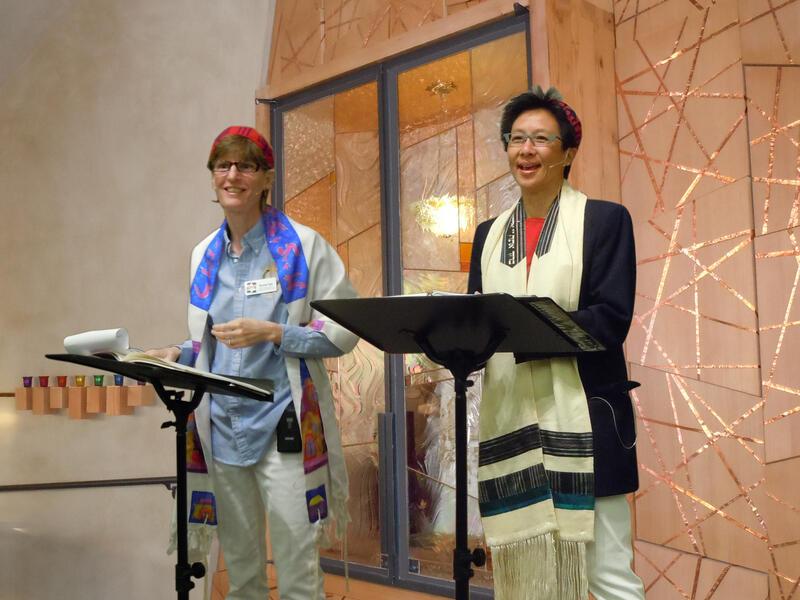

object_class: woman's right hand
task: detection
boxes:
[145,346,181,362]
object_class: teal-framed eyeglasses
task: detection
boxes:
[211,160,260,174]
[503,132,562,147]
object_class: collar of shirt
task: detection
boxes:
[224,220,266,261]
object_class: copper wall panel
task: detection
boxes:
[615,0,737,47]
[634,540,769,600]
[631,364,768,572]
[745,66,800,237]
[754,226,800,464]
[739,0,800,65]
[615,0,800,594]
[762,457,800,598]
[283,96,335,201]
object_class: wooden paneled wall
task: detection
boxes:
[615,0,800,597]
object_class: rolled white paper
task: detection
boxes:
[64,328,129,356]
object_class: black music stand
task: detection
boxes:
[311,293,602,600]
[46,353,273,600]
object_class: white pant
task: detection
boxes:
[587,495,645,600]
[212,439,324,600]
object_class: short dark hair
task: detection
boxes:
[500,86,579,178]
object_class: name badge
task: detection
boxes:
[244,277,278,296]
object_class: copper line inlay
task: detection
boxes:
[618,54,742,145]
[739,0,800,27]
[634,293,759,333]
[616,73,666,213]
[639,207,686,361]
[659,479,766,547]
[619,150,738,183]
[636,236,757,323]
[771,539,800,549]
[618,18,686,186]
[640,464,769,541]
[616,0,695,28]
[674,376,767,529]
[753,176,800,186]
[756,250,800,259]
[635,17,725,190]
[676,113,747,209]
[690,555,702,600]
[704,565,732,600]
[750,119,800,147]
[764,258,800,387]
[764,402,800,425]
[624,91,745,99]
[768,0,795,64]
[747,95,800,151]
[634,543,692,599]
[764,491,800,514]
[684,385,765,465]
[618,20,740,86]
[760,319,800,331]
[636,392,766,500]
[667,372,705,552]
[638,417,762,443]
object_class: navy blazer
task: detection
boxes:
[468,199,639,497]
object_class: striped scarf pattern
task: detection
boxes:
[478,182,594,600]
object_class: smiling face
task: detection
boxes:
[211,154,274,218]
[507,108,573,198]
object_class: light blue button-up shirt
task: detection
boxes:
[182,221,340,467]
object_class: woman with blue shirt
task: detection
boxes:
[150,126,358,600]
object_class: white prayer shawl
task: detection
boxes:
[478,181,594,600]
[174,208,358,563]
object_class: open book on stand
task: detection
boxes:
[63,328,273,396]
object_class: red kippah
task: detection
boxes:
[210,126,274,168]
[554,100,582,148]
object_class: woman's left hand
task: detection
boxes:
[211,318,282,349]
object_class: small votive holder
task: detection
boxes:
[16,377,33,410]
[50,376,69,410]
[32,376,53,415]
[87,380,107,414]
[113,374,124,386]
[107,380,132,416]
[68,376,89,419]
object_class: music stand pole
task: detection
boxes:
[415,341,502,600]
[152,380,207,600]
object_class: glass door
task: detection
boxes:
[272,14,530,596]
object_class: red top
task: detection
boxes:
[526,217,545,272]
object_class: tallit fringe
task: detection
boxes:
[491,533,588,600]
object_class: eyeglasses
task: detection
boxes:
[212,160,260,174]
[503,132,562,147]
